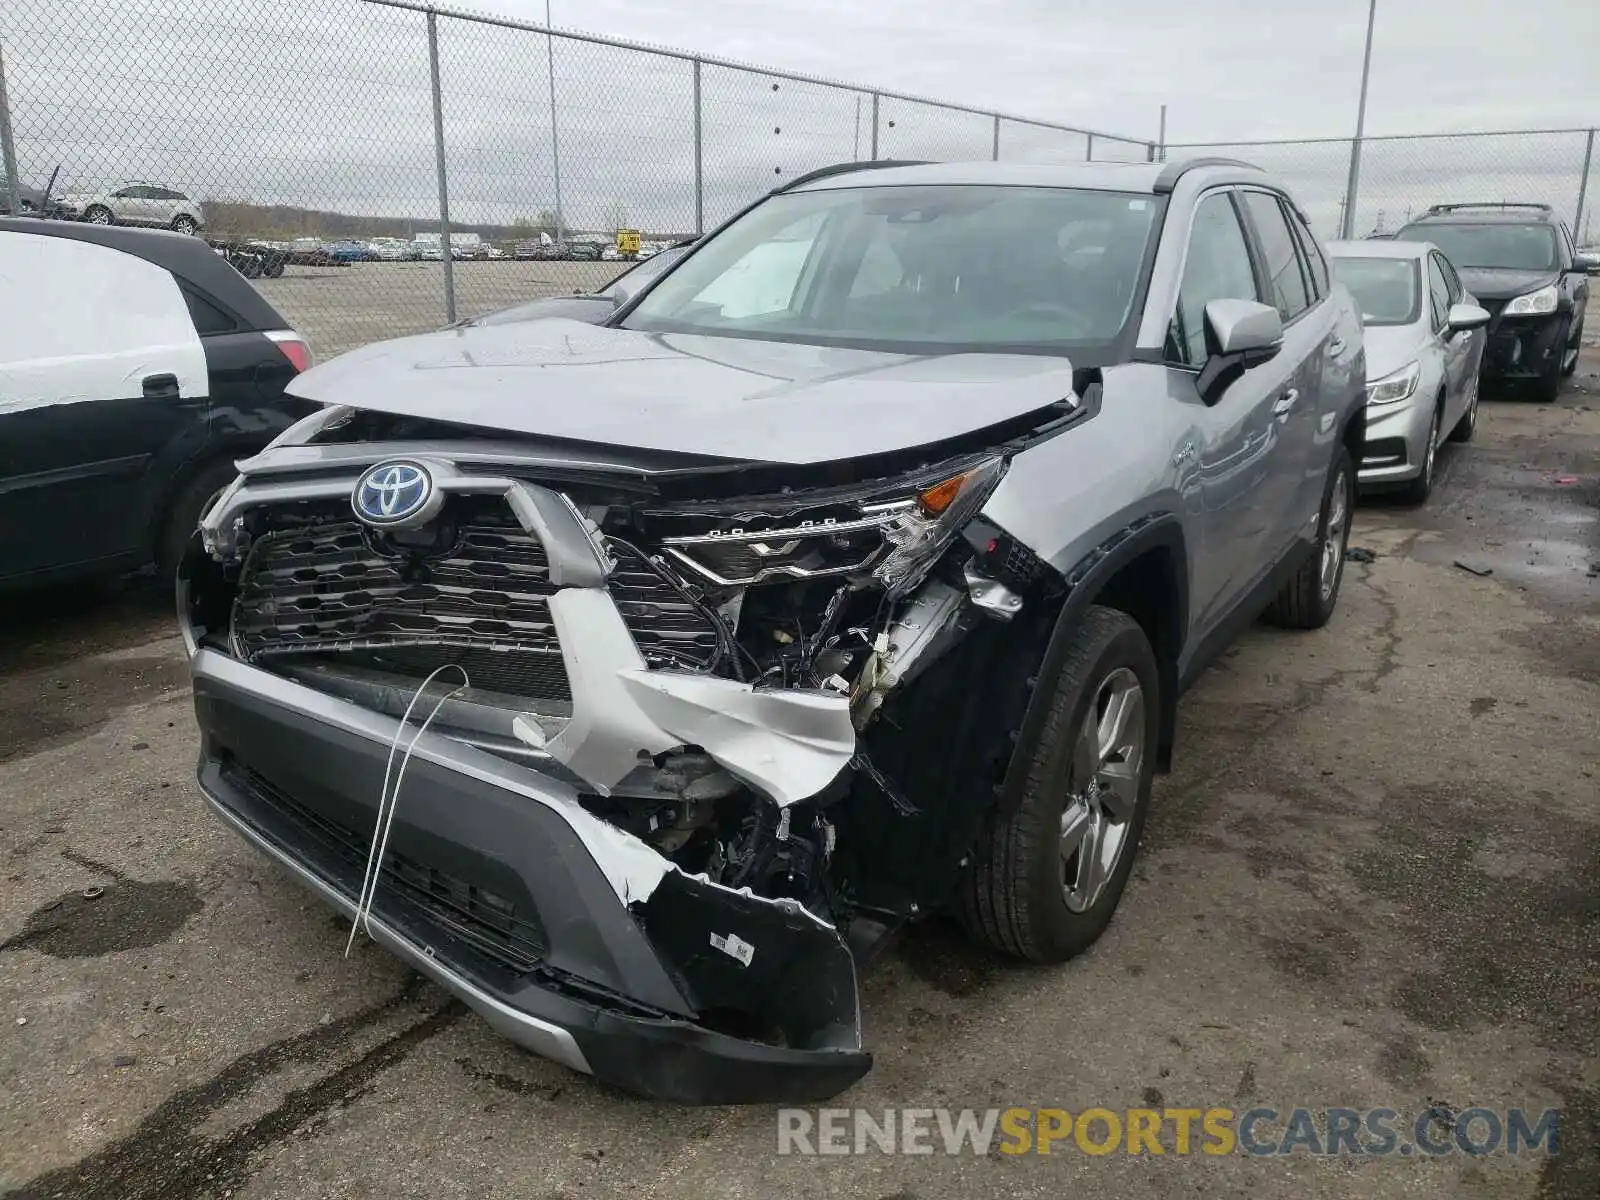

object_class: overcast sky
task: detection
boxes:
[476,0,1600,143]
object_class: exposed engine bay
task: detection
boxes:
[184,403,1071,949]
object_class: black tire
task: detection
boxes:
[263,253,285,278]
[1448,370,1478,443]
[237,254,264,279]
[84,204,113,225]
[956,605,1159,964]
[1265,442,1354,630]
[1401,403,1442,505]
[171,214,197,235]
[1560,319,1583,377]
[155,458,240,583]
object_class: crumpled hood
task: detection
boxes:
[286,319,1077,464]
[1454,266,1558,302]
[1360,324,1430,381]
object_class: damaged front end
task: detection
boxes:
[181,405,1063,1103]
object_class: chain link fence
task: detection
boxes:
[3,0,1594,362]
[1163,129,1599,246]
[0,0,1153,357]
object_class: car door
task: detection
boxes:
[0,229,208,581]
[1236,189,1334,564]
[1428,251,1473,428]
[107,184,149,224]
[1163,188,1299,636]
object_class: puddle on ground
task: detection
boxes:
[1,879,203,957]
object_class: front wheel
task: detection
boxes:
[1561,319,1583,377]
[956,605,1158,964]
[171,214,197,235]
[1265,443,1354,630]
[1448,371,1479,443]
[84,205,113,225]
[1401,404,1442,505]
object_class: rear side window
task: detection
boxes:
[1167,191,1260,366]
[1285,204,1329,299]
[1426,256,1451,329]
[1435,253,1463,304]
[182,286,238,334]
[1240,191,1311,321]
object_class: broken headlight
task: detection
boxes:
[648,456,1007,597]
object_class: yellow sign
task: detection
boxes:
[616,228,641,255]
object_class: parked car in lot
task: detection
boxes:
[181,158,1365,1104]
[513,239,545,260]
[464,240,695,326]
[1328,239,1489,502]
[284,237,335,266]
[58,181,205,234]
[0,219,316,590]
[1394,203,1593,400]
[368,236,414,261]
[1,168,75,220]
[323,239,373,263]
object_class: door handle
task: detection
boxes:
[1327,336,1346,356]
[1272,388,1299,419]
[142,373,180,398]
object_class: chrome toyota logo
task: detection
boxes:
[352,460,436,527]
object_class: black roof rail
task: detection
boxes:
[1424,201,1553,215]
[773,159,931,193]
[1152,156,1261,194]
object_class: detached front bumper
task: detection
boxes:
[191,648,871,1104]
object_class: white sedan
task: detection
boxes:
[1328,239,1489,504]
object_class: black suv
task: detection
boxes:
[1395,203,1593,400]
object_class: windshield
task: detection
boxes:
[622,185,1160,354]
[1398,222,1558,271]
[1332,257,1421,326]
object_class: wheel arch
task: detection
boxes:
[996,514,1189,817]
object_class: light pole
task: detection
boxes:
[1340,0,1377,239]
[545,0,564,246]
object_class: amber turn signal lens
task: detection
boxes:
[916,472,969,515]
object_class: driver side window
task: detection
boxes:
[1167,192,1259,367]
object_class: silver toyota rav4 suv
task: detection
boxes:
[182,158,1366,1104]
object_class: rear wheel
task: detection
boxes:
[956,606,1158,964]
[1265,443,1354,630]
[171,214,197,235]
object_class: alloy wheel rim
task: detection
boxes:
[1320,469,1349,600]
[88,209,110,224]
[1060,667,1144,913]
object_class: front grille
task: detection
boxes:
[230,501,726,700]
[233,515,571,702]
[222,761,547,972]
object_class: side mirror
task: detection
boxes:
[1447,302,1490,331]
[1571,254,1599,275]
[1195,299,1283,405]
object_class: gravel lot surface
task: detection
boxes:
[1,358,1596,1199]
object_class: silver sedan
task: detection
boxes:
[1328,239,1489,503]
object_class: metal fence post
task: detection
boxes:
[1574,128,1595,243]
[991,114,1000,161]
[869,92,879,160]
[692,58,703,235]
[425,10,456,323]
[0,41,21,217]
[1085,133,1094,161]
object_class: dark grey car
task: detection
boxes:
[180,158,1366,1104]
